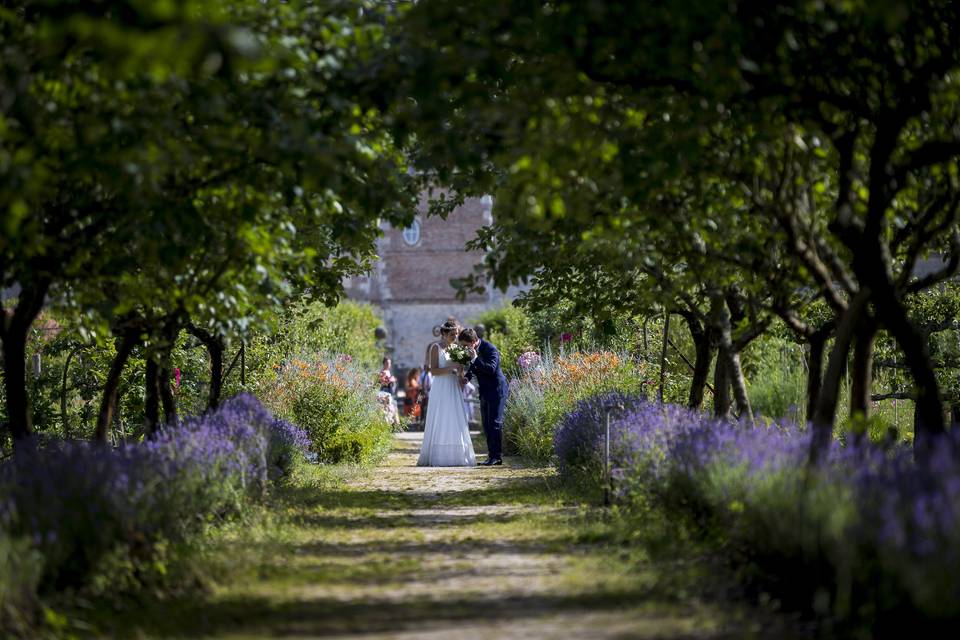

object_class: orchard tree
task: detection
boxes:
[0,1,248,448]
[388,0,960,462]
[2,1,418,448]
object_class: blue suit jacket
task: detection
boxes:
[466,340,508,398]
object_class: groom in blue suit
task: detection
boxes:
[459,328,508,466]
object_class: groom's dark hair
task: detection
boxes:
[458,328,478,343]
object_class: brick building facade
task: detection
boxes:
[343,194,521,372]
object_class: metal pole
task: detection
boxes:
[893,354,899,428]
[604,410,611,507]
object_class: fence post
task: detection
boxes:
[604,409,611,507]
[658,311,670,403]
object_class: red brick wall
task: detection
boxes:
[345,195,491,305]
[344,194,510,369]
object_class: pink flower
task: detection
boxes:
[174,367,181,388]
[560,333,573,343]
[517,351,542,369]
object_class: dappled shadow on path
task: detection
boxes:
[94,432,811,640]
[107,587,749,639]
[281,476,567,512]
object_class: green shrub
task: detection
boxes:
[470,304,538,377]
[291,383,351,459]
[245,299,383,378]
[0,532,43,634]
[260,355,393,465]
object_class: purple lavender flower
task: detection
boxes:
[557,392,960,621]
[553,391,645,479]
[0,393,310,591]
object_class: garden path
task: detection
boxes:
[115,432,805,639]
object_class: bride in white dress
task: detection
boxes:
[417,322,477,467]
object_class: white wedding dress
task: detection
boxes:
[417,346,476,466]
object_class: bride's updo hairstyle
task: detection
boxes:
[440,321,459,337]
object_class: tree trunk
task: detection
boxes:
[159,365,177,425]
[805,335,826,425]
[851,217,946,460]
[187,325,224,411]
[641,317,649,361]
[710,293,752,424]
[714,346,732,418]
[144,358,160,435]
[680,311,713,410]
[874,297,945,459]
[726,348,753,424]
[0,280,49,449]
[811,289,870,463]
[849,318,877,427]
[689,336,713,410]
[95,331,138,443]
[1,330,31,444]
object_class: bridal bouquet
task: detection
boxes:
[445,343,473,366]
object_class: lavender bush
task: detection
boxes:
[553,391,645,482]
[558,395,960,627]
[0,394,310,599]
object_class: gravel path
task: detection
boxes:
[121,432,806,639]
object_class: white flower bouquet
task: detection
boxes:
[445,343,473,366]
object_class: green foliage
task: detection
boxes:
[469,304,537,377]
[272,299,384,372]
[1,0,418,446]
[0,532,43,634]
[237,299,384,396]
[743,336,806,423]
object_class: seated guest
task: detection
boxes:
[378,357,397,394]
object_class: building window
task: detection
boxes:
[402,219,421,246]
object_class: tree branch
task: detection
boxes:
[905,229,960,294]
[894,140,960,186]
[895,191,957,285]
[872,391,913,401]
